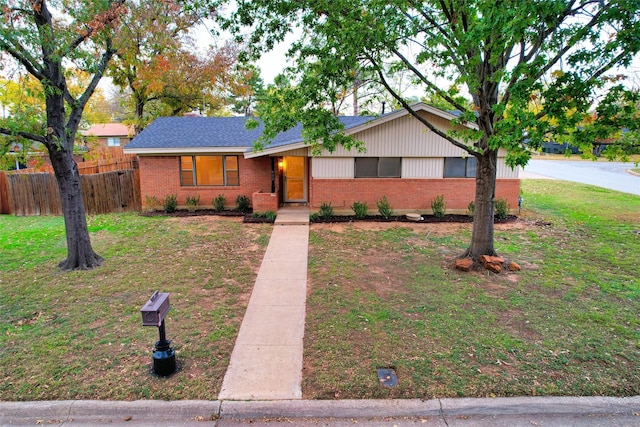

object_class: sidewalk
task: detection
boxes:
[218,206,310,400]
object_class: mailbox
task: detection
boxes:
[141,291,171,326]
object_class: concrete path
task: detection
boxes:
[218,207,310,400]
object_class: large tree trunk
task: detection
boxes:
[462,149,498,260]
[49,146,103,270]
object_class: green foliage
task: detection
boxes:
[185,195,200,212]
[252,210,276,222]
[376,195,393,219]
[163,194,177,213]
[235,195,251,213]
[309,212,320,222]
[467,201,475,217]
[212,194,226,212]
[495,198,510,220]
[318,202,334,218]
[351,201,368,219]
[144,195,161,212]
[431,195,446,218]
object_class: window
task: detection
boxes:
[355,157,401,178]
[180,155,240,186]
[444,157,477,178]
[107,137,121,147]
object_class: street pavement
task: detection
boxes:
[523,159,640,195]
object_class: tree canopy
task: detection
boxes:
[218,0,640,260]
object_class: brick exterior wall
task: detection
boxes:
[309,177,520,214]
[252,191,279,212]
[139,156,275,209]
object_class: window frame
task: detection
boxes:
[354,157,401,178]
[444,157,477,178]
[106,137,121,147]
[180,155,240,186]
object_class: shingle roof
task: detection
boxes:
[125,116,374,151]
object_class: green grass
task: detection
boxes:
[0,214,271,400]
[1,180,639,401]
[304,180,639,399]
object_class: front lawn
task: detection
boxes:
[1,180,638,401]
[304,180,639,398]
[0,214,271,400]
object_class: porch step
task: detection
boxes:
[275,206,310,225]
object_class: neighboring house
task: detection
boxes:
[124,103,520,213]
[83,123,134,148]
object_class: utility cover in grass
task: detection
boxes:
[377,368,398,387]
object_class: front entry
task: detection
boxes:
[283,156,307,203]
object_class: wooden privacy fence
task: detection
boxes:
[76,155,139,175]
[0,169,141,216]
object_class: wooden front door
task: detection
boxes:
[283,157,307,202]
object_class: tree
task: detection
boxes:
[108,0,238,132]
[218,0,640,261]
[0,0,126,270]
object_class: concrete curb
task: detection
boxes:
[2,397,639,425]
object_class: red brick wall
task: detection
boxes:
[309,178,520,213]
[252,191,279,212]
[139,156,274,208]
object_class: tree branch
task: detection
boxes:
[369,55,476,155]
[0,127,47,144]
[391,48,469,113]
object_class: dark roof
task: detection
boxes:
[126,116,374,151]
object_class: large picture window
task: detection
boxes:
[355,157,401,178]
[180,155,239,186]
[444,157,477,178]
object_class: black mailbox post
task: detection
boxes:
[141,291,176,376]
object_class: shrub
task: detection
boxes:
[495,197,510,220]
[351,201,368,219]
[318,202,334,218]
[431,194,446,218]
[309,212,320,222]
[235,194,251,213]
[185,195,200,212]
[252,210,277,222]
[212,194,226,212]
[376,195,393,219]
[163,194,177,213]
[467,201,475,217]
[144,195,161,212]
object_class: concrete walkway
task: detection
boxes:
[218,206,310,400]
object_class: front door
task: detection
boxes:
[283,156,307,202]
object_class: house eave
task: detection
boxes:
[124,147,251,155]
[244,141,307,158]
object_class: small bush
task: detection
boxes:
[212,194,226,212]
[431,194,446,218]
[144,195,161,212]
[467,201,475,217]
[309,212,320,222]
[163,194,177,213]
[252,210,276,222]
[235,194,251,213]
[495,197,510,220]
[185,195,200,212]
[318,202,334,218]
[351,201,368,219]
[376,195,393,219]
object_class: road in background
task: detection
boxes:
[523,159,640,195]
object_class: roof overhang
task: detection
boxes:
[244,141,308,158]
[124,147,251,155]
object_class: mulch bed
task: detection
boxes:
[312,214,518,224]
[140,209,517,224]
